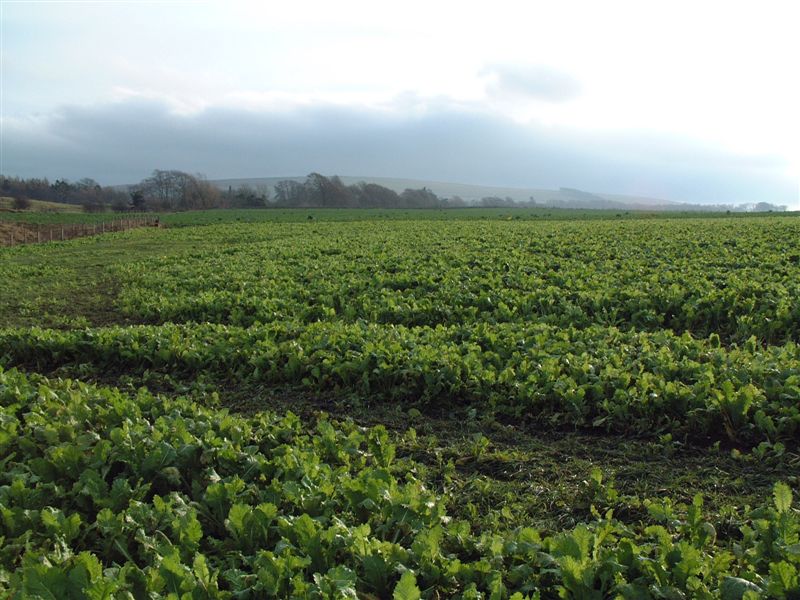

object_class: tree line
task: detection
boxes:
[1,171,789,212]
[268,173,469,209]
[0,171,467,212]
[0,176,129,212]
[134,171,472,210]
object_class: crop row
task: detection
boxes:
[2,367,798,598]
[109,218,800,344]
[2,321,798,444]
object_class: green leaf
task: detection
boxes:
[768,561,798,595]
[226,503,249,536]
[325,566,357,593]
[85,578,120,600]
[363,554,390,593]
[720,577,762,600]
[773,482,792,513]
[22,565,71,600]
[393,570,421,600]
[193,554,212,590]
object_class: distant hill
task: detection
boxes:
[209,176,683,210]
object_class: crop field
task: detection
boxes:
[3,206,785,227]
[1,210,799,597]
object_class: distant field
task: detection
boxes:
[3,205,796,227]
[160,206,799,226]
[162,206,656,226]
[0,208,148,225]
[0,196,83,213]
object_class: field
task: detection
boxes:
[2,206,787,227]
[0,197,83,213]
[1,209,799,598]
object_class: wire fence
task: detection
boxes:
[1,216,160,247]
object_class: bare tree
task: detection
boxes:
[136,170,221,210]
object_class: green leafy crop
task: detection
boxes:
[2,212,799,597]
[1,367,799,598]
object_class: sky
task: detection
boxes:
[1,0,798,207]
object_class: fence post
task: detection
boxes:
[61,227,64,241]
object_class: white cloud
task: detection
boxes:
[2,0,798,203]
[2,97,795,207]
[481,64,581,103]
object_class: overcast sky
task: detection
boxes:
[2,0,798,206]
